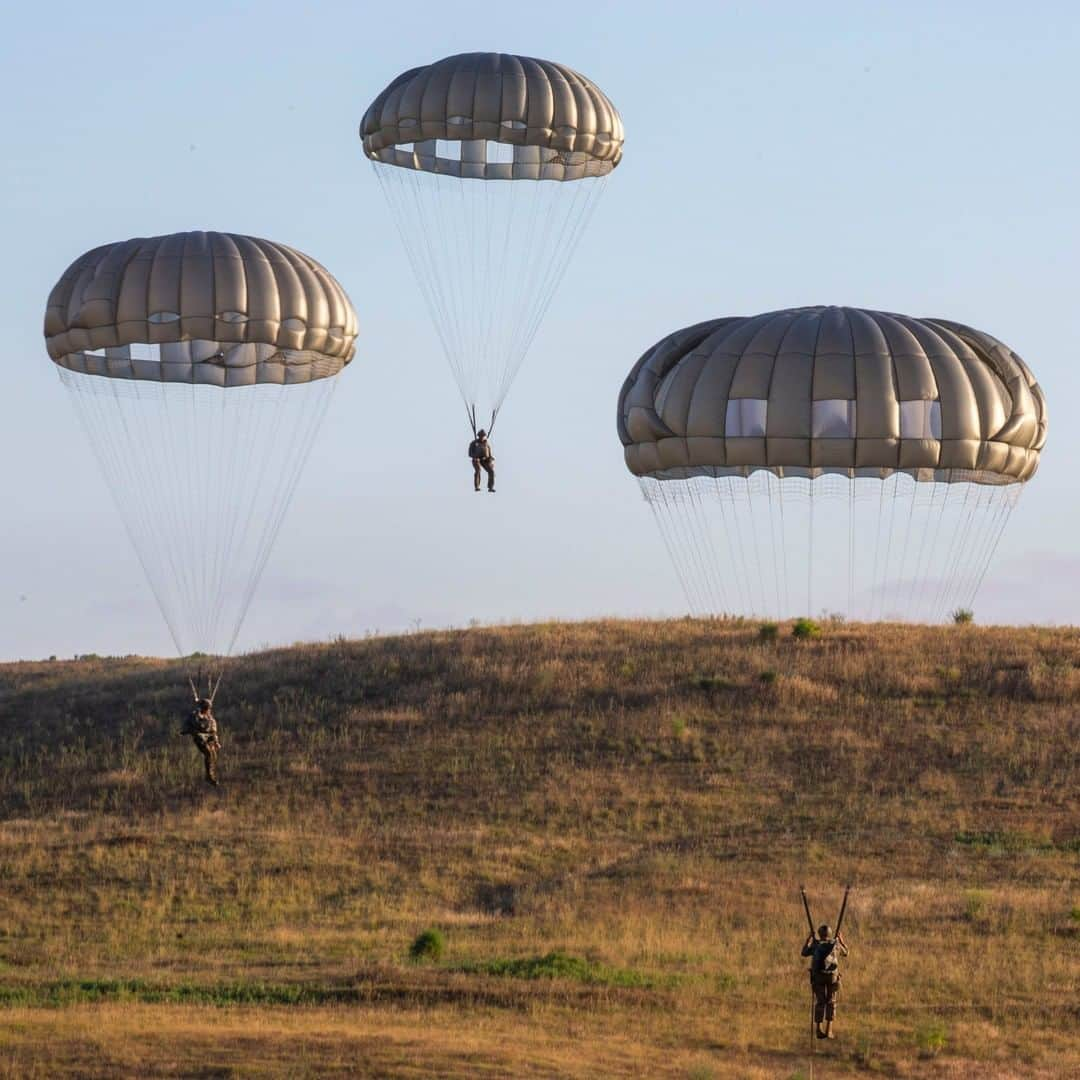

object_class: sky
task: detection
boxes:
[1,0,1078,660]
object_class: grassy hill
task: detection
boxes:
[0,618,1077,1078]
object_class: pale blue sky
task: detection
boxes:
[2,0,1078,659]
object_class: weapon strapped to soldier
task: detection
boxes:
[800,885,851,1040]
[181,673,222,786]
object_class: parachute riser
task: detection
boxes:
[799,883,852,937]
[465,404,498,439]
[835,884,851,936]
[799,885,816,936]
[187,665,224,706]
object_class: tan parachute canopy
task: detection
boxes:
[45,232,358,656]
[361,51,624,181]
[45,232,358,387]
[618,307,1047,485]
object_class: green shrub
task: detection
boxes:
[409,928,445,962]
[758,670,778,685]
[952,608,974,625]
[758,622,779,642]
[791,618,821,640]
[917,1019,947,1056]
[963,890,989,923]
[1069,905,1080,923]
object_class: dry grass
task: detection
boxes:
[0,618,1078,1077]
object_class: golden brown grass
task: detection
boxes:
[0,618,1078,1077]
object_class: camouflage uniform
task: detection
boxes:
[802,931,847,1035]
[182,705,220,786]
[468,435,495,492]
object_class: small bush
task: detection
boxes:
[758,670,778,685]
[791,618,821,640]
[1069,905,1080,923]
[963,890,989,923]
[758,622,779,643]
[917,1019,947,1056]
[409,928,445,962]
[952,608,974,624]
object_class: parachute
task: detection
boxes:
[618,307,1047,621]
[362,51,623,434]
[44,231,358,657]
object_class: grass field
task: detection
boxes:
[0,618,1077,1077]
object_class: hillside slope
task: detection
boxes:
[0,619,1077,1077]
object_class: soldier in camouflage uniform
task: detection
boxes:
[802,923,848,1038]
[182,698,221,786]
[468,429,495,492]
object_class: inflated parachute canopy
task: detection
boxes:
[44,232,358,387]
[361,51,623,181]
[618,307,1047,485]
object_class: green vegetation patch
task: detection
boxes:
[953,830,1080,855]
[460,950,656,989]
[791,618,821,640]
[0,979,345,1009]
[409,928,445,962]
[917,1018,948,1056]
